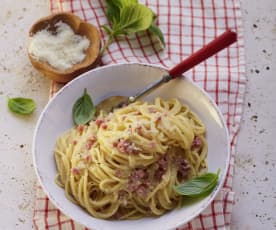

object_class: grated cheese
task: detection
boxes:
[28,21,90,71]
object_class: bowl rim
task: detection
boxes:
[32,62,231,230]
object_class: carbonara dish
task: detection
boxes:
[54,98,207,220]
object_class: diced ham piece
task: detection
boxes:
[85,136,97,150]
[136,185,148,197]
[115,139,141,154]
[131,169,147,180]
[71,167,80,175]
[149,141,156,149]
[135,126,143,135]
[95,119,104,127]
[155,116,162,123]
[192,136,202,149]
[154,154,168,181]
[101,123,108,129]
[128,168,149,196]
[77,125,84,134]
[176,157,190,179]
[95,119,108,129]
[84,155,92,163]
[90,135,97,142]
[72,140,78,145]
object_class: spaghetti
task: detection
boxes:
[54,98,207,219]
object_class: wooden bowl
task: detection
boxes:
[28,12,101,83]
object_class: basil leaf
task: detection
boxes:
[8,97,36,115]
[117,4,153,34]
[106,0,121,24]
[101,0,165,55]
[72,89,95,125]
[149,23,165,47]
[106,0,138,24]
[174,170,220,198]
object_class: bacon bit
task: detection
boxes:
[148,107,157,113]
[116,139,141,154]
[149,141,156,149]
[136,185,148,197]
[86,141,92,150]
[158,154,168,168]
[122,116,126,120]
[86,136,97,150]
[86,142,92,150]
[113,141,118,147]
[95,119,104,127]
[155,116,162,123]
[154,154,168,181]
[77,125,84,134]
[101,123,108,129]
[72,140,78,145]
[176,156,190,179]
[135,126,143,135]
[192,136,202,149]
[117,140,129,153]
[71,167,80,175]
[89,135,97,143]
[132,168,147,180]
[84,155,92,163]
[128,168,149,196]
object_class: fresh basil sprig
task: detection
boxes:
[174,169,220,198]
[8,97,36,115]
[72,89,95,125]
[149,12,165,47]
[101,0,165,55]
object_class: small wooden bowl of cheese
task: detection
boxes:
[28,13,101,83]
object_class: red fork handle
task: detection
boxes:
[168,30,237,78]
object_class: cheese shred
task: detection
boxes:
[28,21,90,71]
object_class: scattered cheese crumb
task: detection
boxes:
[28,21,90,70]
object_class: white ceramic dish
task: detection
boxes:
[33,63,230,230]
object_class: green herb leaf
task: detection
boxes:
[101,0,165,55]
[72,89,95,125]
[174,170,220,198]
[106,0,138,24]
[149,23,165,47]
[117,4,153,34]
[105,0,121,24]
[8,97,36,115]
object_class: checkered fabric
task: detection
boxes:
[33,0,246,229]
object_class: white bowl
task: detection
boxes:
[33,63,230,230]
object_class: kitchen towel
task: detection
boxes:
[33,0,246,229]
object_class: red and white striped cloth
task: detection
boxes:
[33,0,246,229]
